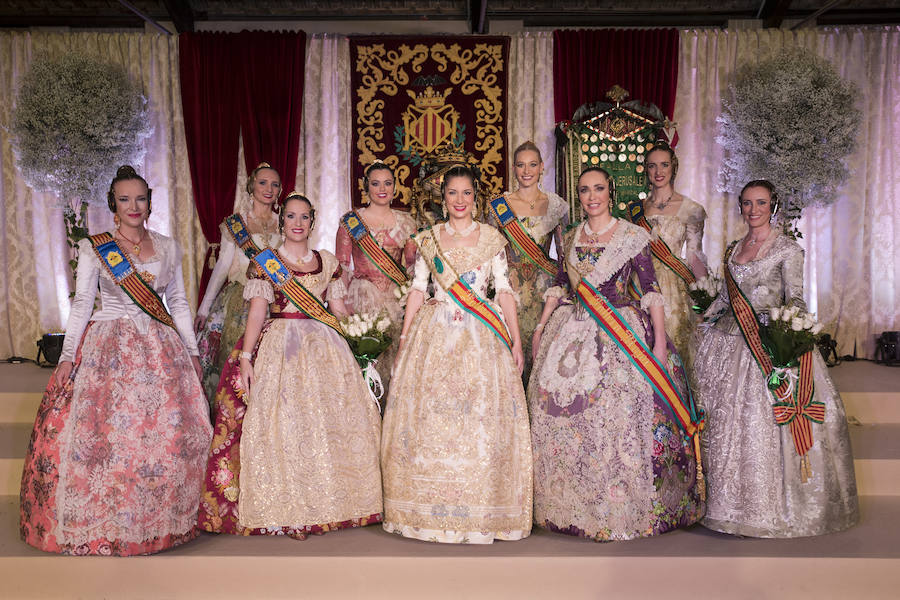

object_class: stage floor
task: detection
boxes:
[1,360,899,599]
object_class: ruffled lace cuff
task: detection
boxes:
[243,279,274,303]
[494,286,519,306]
[543,286,566,301]
[640,291,666,310]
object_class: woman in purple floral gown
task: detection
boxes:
[528,167,704,541]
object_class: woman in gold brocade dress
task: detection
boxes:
[381,166,533,544]
[492,141,568,381]
[641,143,707,364]
[334,161,417,394]
[195,163,283,404]
[197,193,383,539]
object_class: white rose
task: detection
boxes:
[770,307,782,321]
[376,318,390,332]
[791,317,804,331]
[393,287,402,299]
[810,323,824,335]
[689,282,698,291]
[788,306,800,318]
[802,315,815,329]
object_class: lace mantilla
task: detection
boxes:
[566,220,651,288]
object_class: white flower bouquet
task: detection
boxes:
[759,305,823,389]
[688,276,720,314]
[392,281,413,307]
[339,311,393,408]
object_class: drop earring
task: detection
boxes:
[442,202,448,219]
[114,214,121,228]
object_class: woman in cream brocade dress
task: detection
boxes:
[645,198,706,363]
[382,167,532,544]
[198,195,382,538]
[694,181,858,538]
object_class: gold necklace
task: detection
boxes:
[116,228,146,254]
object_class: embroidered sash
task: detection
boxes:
[414,227,512,351]
[723,243,821,479]
[252,248,344,337]
[629,203,696,286]
[489,196,557,276]
[88,233,175,328]
[340,210,409,287]
[224,213,264,260]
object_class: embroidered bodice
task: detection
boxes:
[410,223,515,305]
[644,197,706,264]
[198,212,281,316]
[335,208,417,293]
[547,220,664,310]
[495,190,569,254]
[60,231,199,361]
[243,249,342,314]
[705,232,806,335]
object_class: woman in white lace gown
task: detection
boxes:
[381,165,533,544]
[640,142,707,364]
[195,163,283,404]
[20,166,212,556]
[693,180,858,537]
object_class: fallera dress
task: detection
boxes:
[528,219,704,541]
[334,207,417,395]
[196,212,281,405]
[20,232,212,556]
[197,249,383,538]
[381,223,533,543]
[693,232,858,537]
[643,197,706,365]
[490,190,569,381]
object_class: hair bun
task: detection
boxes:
[116,165,138,178]
[256,162,271,169]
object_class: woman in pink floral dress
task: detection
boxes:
[19,166,212,556]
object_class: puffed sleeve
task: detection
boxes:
[633,245,666,310]
[491,249,518,304]
[684,202,707,265]
[58,239,101,363]
[334,222,353,290]
[410,251,431,294]
[164,243,200,356]
[198,230,237,317]
[242,265,274,303]
[782,244,807,311]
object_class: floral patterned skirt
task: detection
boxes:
[528,301,704,541]
[653,258,698,369]
[197,318,383,539]
[381,302,533,544]
[197,281,249,409]
[19,319,212,556]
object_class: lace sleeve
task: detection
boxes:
[164,243,200,355]
[59,239,100,363]
[491,249,518,304]
[410,252,430,294]
[243,278,275,304]
[782,244,807,311]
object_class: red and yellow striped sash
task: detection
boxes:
[575,278,701,438]
[252,248,344,337]
[724,244,819,470]
[89,233,175,329]
[340,211,409,287]
[489,196,557,276]
[445,278,512,351]
[633,214,696,285]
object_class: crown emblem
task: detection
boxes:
[408,85,451,109]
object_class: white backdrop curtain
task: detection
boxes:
[674,26,900,358]
[0,31,202,359]
[507,31,557,193]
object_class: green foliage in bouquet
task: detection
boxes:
[758,305,822,389]
[688,276,720,315]
[341,312,393,369]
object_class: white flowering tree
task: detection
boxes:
[717,48,860,238]
[12,53,151,274]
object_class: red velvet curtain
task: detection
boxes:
[553,29,679,124]
[179,32,242,298]
[237,31,306,193]
[180,31,306,298]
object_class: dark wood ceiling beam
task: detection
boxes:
[162,0,195,33]
[756,0,793,28]
[0,15,146,28]
[469,0,488,34]
[519,11,755,28]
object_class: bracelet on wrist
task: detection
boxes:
[240,351,253,361]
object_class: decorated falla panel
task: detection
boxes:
[349,36,509,210]
[556,86,670,222]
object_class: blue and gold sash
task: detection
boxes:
[340,210,409,287]
[252,248,344,337]
[489,196,557,276]
[224,213,263,260]
[89,233,175,328]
